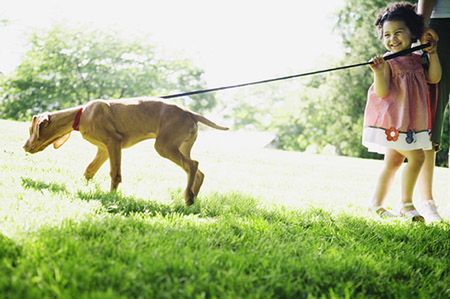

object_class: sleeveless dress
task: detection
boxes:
[362,53,432,154]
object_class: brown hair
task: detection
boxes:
[375,2,424,41]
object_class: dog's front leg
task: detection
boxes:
[84,147,109,180]
[107,142,122,191]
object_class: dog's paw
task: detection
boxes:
[184,190,195,206]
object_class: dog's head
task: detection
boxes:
[23,113,71,153]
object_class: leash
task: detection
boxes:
[160,43,431,99]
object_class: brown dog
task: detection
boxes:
[23,97,228,205]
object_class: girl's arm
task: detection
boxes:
[427,52,442,84]
[370,56,391,98]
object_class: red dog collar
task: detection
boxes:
[72,107,83,131]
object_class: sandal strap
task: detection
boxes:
[401,209,421,218]
[371,206,398,218]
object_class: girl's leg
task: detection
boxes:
[397,149,425,206]
[397,149,425,222]
[370,149,404,209]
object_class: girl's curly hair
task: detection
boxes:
[375,2,424,41]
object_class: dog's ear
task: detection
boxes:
[30,114,50,139]
[53,133,71,149]
[30,115,39,138]
[37,114,51,136]
[39,114,50,126]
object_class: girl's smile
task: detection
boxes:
[382,20,414,53]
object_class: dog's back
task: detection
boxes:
[81,97,227,148]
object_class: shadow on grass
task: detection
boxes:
[77,188,198,216]
[9,178,450,297]
[75,188,450,232]
[0,233,21,289]
[0,233,21,261]
[75,187,273,219]
[21,177,68,194]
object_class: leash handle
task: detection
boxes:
[161,43,432,99]
[382,42,431,61]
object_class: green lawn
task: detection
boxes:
[1,119,449,298]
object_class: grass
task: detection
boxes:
[1,118,449,298]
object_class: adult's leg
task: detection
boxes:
[417,18,450,221]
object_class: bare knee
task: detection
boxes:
[399,150,425,170]
[387,157,404,170]
[384,151,404,173]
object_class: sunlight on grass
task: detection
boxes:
[1,119,449,239]
[1,119,449,297]
[0,189,101,239]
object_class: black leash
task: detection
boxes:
[161,43,431,99]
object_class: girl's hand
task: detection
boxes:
[369,55,386,72]
[420,28,439,54]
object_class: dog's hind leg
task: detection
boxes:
[179,136,204,197]
[191,169,204,198]
[84,147,109,180]
[155,137,198,206]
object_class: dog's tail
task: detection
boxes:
[193,114,229,130]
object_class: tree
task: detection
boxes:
[0,25,216,120]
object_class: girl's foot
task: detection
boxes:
[417,200,443,224]
[369,206,399,219]
[400,203,425,222]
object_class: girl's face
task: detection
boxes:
[382,20,413,53]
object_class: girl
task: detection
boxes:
[363,2,441,221]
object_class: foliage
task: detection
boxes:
[270,0,399,158]
[223,83,299,131]
[0,25,216,120]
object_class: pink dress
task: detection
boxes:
[362,53,432,154]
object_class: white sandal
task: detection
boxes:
[370,206,399,219]
[400,203,425,222]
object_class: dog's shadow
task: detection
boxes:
[20,177,190,216]
[19,177,261,218]
[76,188,197,216]
[76,188,266,219]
